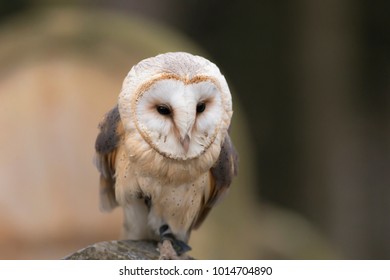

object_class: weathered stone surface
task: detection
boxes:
[64,240,160,260]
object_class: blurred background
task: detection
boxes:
[0,0,389,259]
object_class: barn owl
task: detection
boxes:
[94,52,238,259]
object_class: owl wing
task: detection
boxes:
[193,131,238,229]
[94,105,123,212]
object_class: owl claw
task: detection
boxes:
[158,239,191,260]
[161,233,192,255]
[159,224,191,256]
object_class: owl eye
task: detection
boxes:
[196,102,206,113]
[156,104,172,116]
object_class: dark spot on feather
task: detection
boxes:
[135,192,152,210]
[144,195,151,210]
[159,224,169,235]
[135,192,143,199]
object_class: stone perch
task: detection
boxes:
[64,240,194,260]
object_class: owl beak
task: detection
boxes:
[180,134,190,153]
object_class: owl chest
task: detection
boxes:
[115,150,207,199]
[136,173,209,209]
[138,172,210,237]
[115,142,212,235]
[118,160,210,230]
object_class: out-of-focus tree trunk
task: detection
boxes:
[295,0,390,258]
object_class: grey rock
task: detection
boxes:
[64,240,160,260]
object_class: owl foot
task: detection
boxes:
[158,239,191,260]
[158,224,192,260]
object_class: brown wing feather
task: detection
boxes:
[94,105,123,212]
[193,132,238,229]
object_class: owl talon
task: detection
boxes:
[159,224,192,255]
[161,233,192,255]
[158,239,191,260]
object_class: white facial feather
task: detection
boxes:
[118,52,232,162]
[135,79,223,160]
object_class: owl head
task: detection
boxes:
[118,52,233,161]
